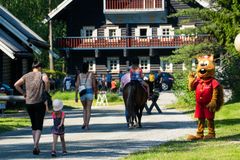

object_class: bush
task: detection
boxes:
[42,69,66,79]
[172,71,195,108]
[107,93,123,102]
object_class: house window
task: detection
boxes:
[158,26,174,37]
[104,26,121,39]
[109,29,116,38]
[81,26,97,38]
[162,28,170,36]
[85,29,93,37]
[83,57,96,72]
[140,28,147,38]
[160,59,173,72]
[107,57,119,73]
[135,26,152,39]
[139,57,150,73]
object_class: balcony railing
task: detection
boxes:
[56,35,212,50]
[104,0,164,13]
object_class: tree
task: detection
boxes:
[0,0,66,69]
[168,0,240,101]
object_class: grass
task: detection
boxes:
[52,91,124,108]
[122,102,240,160]
[0,117,30,134]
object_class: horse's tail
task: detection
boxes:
[126,82,136,118]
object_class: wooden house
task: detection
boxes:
[44,0,208,76]
[0,5,49,87]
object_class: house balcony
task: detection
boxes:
[104,0,164,14]
[55,35,212,50]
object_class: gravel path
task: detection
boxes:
[0,91,196,160]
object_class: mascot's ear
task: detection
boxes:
[197,55,202,62]
[208,54,214,62]
[197,54,214,62]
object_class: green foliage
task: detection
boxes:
[43,69,66,79]
[164,42,220,70]
[107,93,123,102]
[172,71,195,108]
[169,0,240,101]
[219,54,240,101]
[0,0,66,68]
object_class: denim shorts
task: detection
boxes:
[80,88,94,101]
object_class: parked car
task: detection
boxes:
[0,83,13,95]
[160,72,174,91]
[143,72,174,91]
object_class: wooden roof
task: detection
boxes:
[0,5,49,59]
[42,0,74,24]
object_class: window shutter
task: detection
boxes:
[148,28,152,38]
[92,29,97,37]
[116,28,121,37]
[80,29,84,37]
[135,28,140,37]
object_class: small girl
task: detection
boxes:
[51,99,67,157]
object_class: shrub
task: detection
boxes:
[107,93,123,102]
[172,71,195,108]
[42,69,66,79]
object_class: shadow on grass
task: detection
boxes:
[131,132,240,157]
[215,118,240,126]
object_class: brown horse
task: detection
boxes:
[123,81,148,128]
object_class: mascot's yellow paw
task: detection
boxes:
[187,134,203,141]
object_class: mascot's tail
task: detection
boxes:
[216,85,224,112]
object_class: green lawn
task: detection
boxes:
[52,91,124,108]
[0,117,30,134]
[123,102,240,160]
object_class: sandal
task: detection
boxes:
[51,151,57,157]
[81,125,86,129]
[33,147,39,155]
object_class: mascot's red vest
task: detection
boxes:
[187,54,224,140]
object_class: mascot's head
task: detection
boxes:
[196,54,215,79]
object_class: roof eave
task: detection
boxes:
[42,0,74,24]
[0,5,47,44]
[28,38,50,49]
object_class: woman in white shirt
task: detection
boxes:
[75,62,97,130]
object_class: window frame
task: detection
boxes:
[81,26,97,38]
[157,25,174,37]
[83,57,96,72]
[107,57,120,73]
[139,56,150,73]
[104,26,121,40]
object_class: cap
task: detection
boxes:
[52,99,63,111]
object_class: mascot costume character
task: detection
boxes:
[187,54,224,140]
